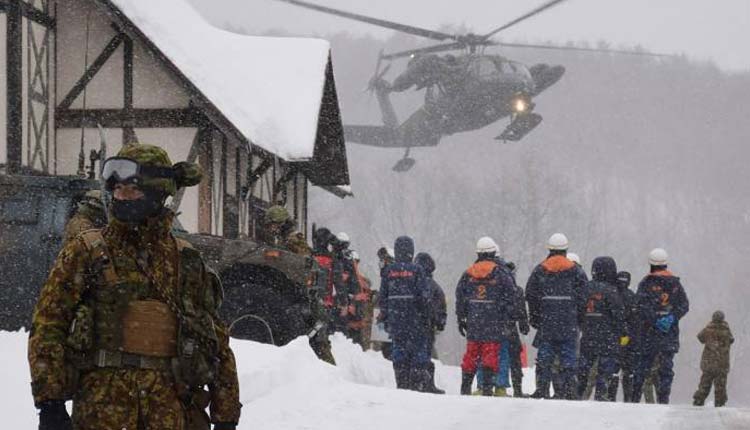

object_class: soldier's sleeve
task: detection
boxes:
[205,270,242,424]
[635,279,656,323]
[62,213,96,244]
[697,327,708,344]
[27,237,90,405]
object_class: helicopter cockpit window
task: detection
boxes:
[474,57,501,77]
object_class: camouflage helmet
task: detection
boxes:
[115,143,202,195]
[266,205,290,224]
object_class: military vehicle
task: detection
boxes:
[0,171,322,347]
[274,0,671,171]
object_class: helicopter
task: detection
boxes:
[274,0,670,171]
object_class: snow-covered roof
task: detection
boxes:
[107,0,331,161]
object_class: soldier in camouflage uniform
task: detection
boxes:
[693,311,734,407]
[28,144,241,430]
[257,205,310,255]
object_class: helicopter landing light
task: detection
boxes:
[513,98,528,113]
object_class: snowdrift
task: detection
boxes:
[3,331,748,429]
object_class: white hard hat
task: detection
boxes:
[476,236,499,254]
[546,233,569,250]
[336,232,350,243]
[567,252,580,264]
[386,247,395,258]
[648,248,668,266]
[350,250,360,261]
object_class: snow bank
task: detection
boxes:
[109,0,330,160]
[3,330,749,429]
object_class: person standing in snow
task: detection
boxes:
[612,270,639,402]
[378,236,432,391]
[576,257,626,401]
[526,233,587,400]
[28,144,241,430]
[630,248,689,404]
[415,252,447,394]
[693,311,733,407]
[309,227,341,365]
[346,250,372,350]
[456,237,517,396]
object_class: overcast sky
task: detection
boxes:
[189,0,750,72]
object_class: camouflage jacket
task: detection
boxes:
[698,320,734,372]
[28,212,241,423]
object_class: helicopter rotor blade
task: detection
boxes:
[382,41,474,60]
[272,0,456,41]
[482,0,568,40]
[496,41,676,57]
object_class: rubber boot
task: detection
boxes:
[425,361,445,394]
[606,375,619,402]
[622,373,634,403]
[394,363,411,390]
[512,381,527,398]
[461,372,475,395]
[481,368,496,397]
[494,387,508,397]
[531,372,550,399]
[560,370,578,400]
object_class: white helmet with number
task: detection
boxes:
[567,252,581,264]
[648,248,668,266]
[476,236,499,254]
[336,232,350,244]
[546,233,569,251]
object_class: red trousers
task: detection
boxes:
[461,341,501,373]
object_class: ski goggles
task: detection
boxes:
[101,157,174,188]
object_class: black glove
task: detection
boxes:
[458,319,467,337]
[214,423,237,430]
[38,400,72,430]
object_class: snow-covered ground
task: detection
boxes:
[3,331,748,429]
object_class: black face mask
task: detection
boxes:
[110,189,165,224]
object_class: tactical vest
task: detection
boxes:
[69,229,221,388]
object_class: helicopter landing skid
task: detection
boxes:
[392,148,416,172]
[496,112,543,142]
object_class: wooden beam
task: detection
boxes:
[20,2,55,29]
[197,129,213,234]
[6,0,22,174]
[122,35,135,144]
[55,108,207,128]
[57,33,125,111]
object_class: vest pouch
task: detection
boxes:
[172,304,219,388]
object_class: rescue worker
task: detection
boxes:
[309,227,343,365]
[346,250,372,350]
[332,232,358,337]
[500,255,530,398]
[577,257,626,401]
[28,144,241,430]
[372,247,395,359]
[378,236,431,391]
[457,237,517,396]
[614,270,639,402]
[693,311,734,407]
[415,252,447,394]
[257,205,310,255]
[526,233,587,400]
[631,248,689,404]
[63,190,107,243]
